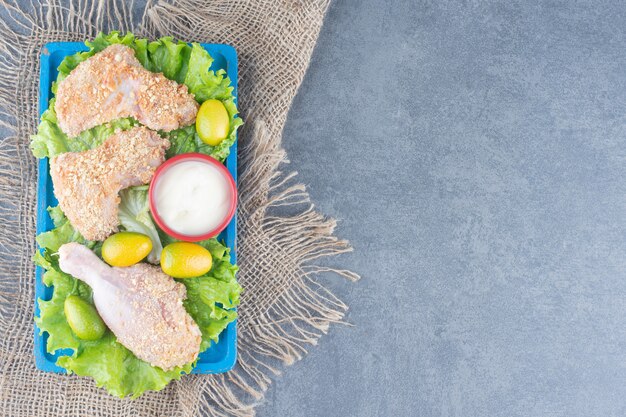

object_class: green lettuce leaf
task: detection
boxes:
[36,258,193,398]
[118,186,163,263]
[165,96,242,162]
[161,234,241,348]
[31,31,242,398]
[35,205,96,252]
[56,333,193,399]
[30,103,136,159]
[35,207,241,398]
[31,32,242,162]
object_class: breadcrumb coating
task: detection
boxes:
[59,242,202,370]
[55,44,198,137]
[50,126,170,241]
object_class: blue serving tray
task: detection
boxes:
[34,41,238,374]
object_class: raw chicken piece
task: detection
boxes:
[58,242,202,370]
[50,126,169,241]
[55,44,198,137]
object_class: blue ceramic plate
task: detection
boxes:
[34,41,238,374]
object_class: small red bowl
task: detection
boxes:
[149,153,237,242]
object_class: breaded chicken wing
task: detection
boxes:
[55,44,198,137]
[58,242,202,370]
[50,126,169,241]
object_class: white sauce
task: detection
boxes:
[153,160,232,236]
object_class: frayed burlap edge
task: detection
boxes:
[0,1,358,416]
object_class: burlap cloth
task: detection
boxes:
[0,1,358,415]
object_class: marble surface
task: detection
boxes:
[257,0,626,416]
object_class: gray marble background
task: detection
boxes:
[258,0,626,416]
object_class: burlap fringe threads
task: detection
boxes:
[0,1,358,416]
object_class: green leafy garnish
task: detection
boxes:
[118,186,162,263]
[31,32,242,398]
[161,234,241,350]
[31,32,242,161]
[30,107,136,159]
[35,207,241,398]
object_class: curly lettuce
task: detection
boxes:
[162,235,240,350]
[30,32,242,161]
[35,206,241,398]
[31,32,242,398]
[118,186,163,263]
[30,108,136,159]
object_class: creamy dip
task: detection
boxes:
[153,160,232,236]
